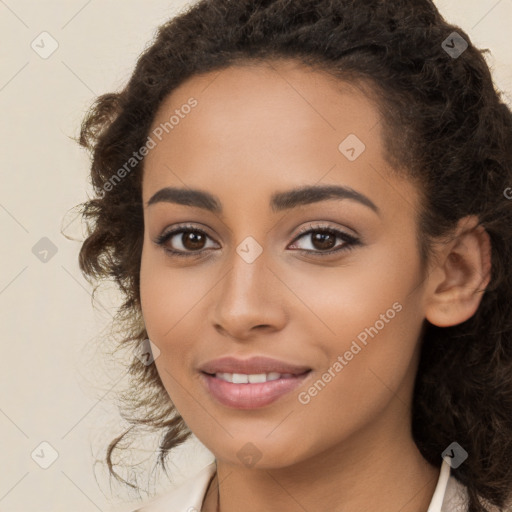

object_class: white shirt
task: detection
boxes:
[132,457,472,512]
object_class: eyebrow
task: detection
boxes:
[146,184,379,215]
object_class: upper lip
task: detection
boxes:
[198,356,311,375]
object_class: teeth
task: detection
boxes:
[215,372,294,383]
[248,373,267,383]
[232,373,249,384]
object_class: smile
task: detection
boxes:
[200,370,312,409]
[214,372,297,383]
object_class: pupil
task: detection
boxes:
[313,232,335,250]
[183,232,205,250]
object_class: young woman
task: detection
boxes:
[77,1,512,511]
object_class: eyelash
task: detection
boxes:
[154,222,360,259]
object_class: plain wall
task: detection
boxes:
[1,0,511,510]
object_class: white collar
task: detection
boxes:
[133,457,468,512]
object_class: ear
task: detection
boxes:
[424,215,492,328]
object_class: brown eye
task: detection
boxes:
[181,231,207,250]
[155,226,219,257]
[310,231,337,251]
[289,226,359,256]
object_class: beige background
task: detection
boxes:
[1,0,511,510]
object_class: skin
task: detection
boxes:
[139,59,491,512]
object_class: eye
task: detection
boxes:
[154,222,360,259]
[288,223,360,256]
[154,224,219,258]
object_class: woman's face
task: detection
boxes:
[140,59,430,469]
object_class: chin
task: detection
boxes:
[207,436,307,470]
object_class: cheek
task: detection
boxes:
[139,255,196,413]
[284,244,424,402]
[140,244,208,342]
[285,270,423,458]
[281,243,421,341]
[139,245,215,389]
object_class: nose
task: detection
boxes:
[209,248,288,341]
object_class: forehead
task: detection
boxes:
[142,59,419,219]
[147,58,381,149]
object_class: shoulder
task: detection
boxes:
[129,462,216,512]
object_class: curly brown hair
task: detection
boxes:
[75,0,512,510]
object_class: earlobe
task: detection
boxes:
[424,216,492,328]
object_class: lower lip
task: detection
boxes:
[200,371,311,409]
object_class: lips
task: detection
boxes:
[198,356,312,409]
